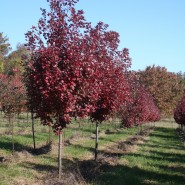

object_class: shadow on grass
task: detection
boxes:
[136,142,185,151]
[157,164,185,174]
[87,161,185,185]
[70,143,95,153]
[20,161,58,172]
[18,155,185,185]
[150,132,177,140]
[0,138,31,152]
[0,137,52,155]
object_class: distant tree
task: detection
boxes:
[0,59,4,73]
[0,32,11,73]
[174,91,185,130]
[120,72,160,128]
[5,44,29,75]
[0,32,11,57]
[0,71,26,154]
[139,65,184,117]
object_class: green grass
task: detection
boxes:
[92,126,185,185]
[0,114,184,185]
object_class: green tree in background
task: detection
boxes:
[0,32,11,73]
[139,65,185,117]
[0,32,11,56]
[5,44,28,75]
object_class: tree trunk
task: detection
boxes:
[63,129,65,144]
[141,124,143,132]
[17,113,20,126]
[31,112,36,150]
[95,122,99,161]
[48,125,52,143]
[26,112,29,124]
[58,132,62,179]
[10,115,14,155]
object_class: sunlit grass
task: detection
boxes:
[93,125,185,185]
[0,114,184,185]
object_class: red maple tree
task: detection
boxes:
[25,0,131,174]
[121,72,160,128]
[174,91,185,129]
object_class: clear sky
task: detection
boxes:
[0,0,185,73]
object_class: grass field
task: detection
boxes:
[0,113,184,185]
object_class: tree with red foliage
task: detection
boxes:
[90,47,131,160]
[0,71,26,154]
[25,0,131,175]
[0,71,26,116]
[174,91,185,129]
[121,72,160,128]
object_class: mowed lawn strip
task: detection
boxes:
[93,123,185,185]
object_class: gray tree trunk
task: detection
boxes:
[31,112,36,150]
[95,122,99,161]
[58,132,62,179]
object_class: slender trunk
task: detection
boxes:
[10,115,14,155]
[95,122,99,161]
[31,112,36,150]
[27,112,29,123]
[48,125,51,143]
[81,122,84,137]
[79,120,81,128]
[58,132,62,179]
[17,113,20,126]
[89,119,92,136]
[114,119,117,130]
[63,129,65,144]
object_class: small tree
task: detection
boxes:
[174,91,185,130]
[121,73,160,128]
[0,71,26,154]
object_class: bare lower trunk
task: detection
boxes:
[31,112,36,150]
[95,122,99,161]
[8,114,14,155]
[11,116,14,155]
[58,132,62,179]
[48,125,52,143]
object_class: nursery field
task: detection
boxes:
[0,113,184,185]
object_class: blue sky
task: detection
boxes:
[0,0,185,73]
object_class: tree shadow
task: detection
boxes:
[0,137,52,156]
[0,138,31,152]
[149,132,177,140]
[88,161,185,185]
[30,142,52,155]
[20,161,58,173]
[157,164,185,174]
[137,142,185,151]
[145,150,185,163]
[70,143,95,153]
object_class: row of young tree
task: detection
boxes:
[0,0,185,178]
